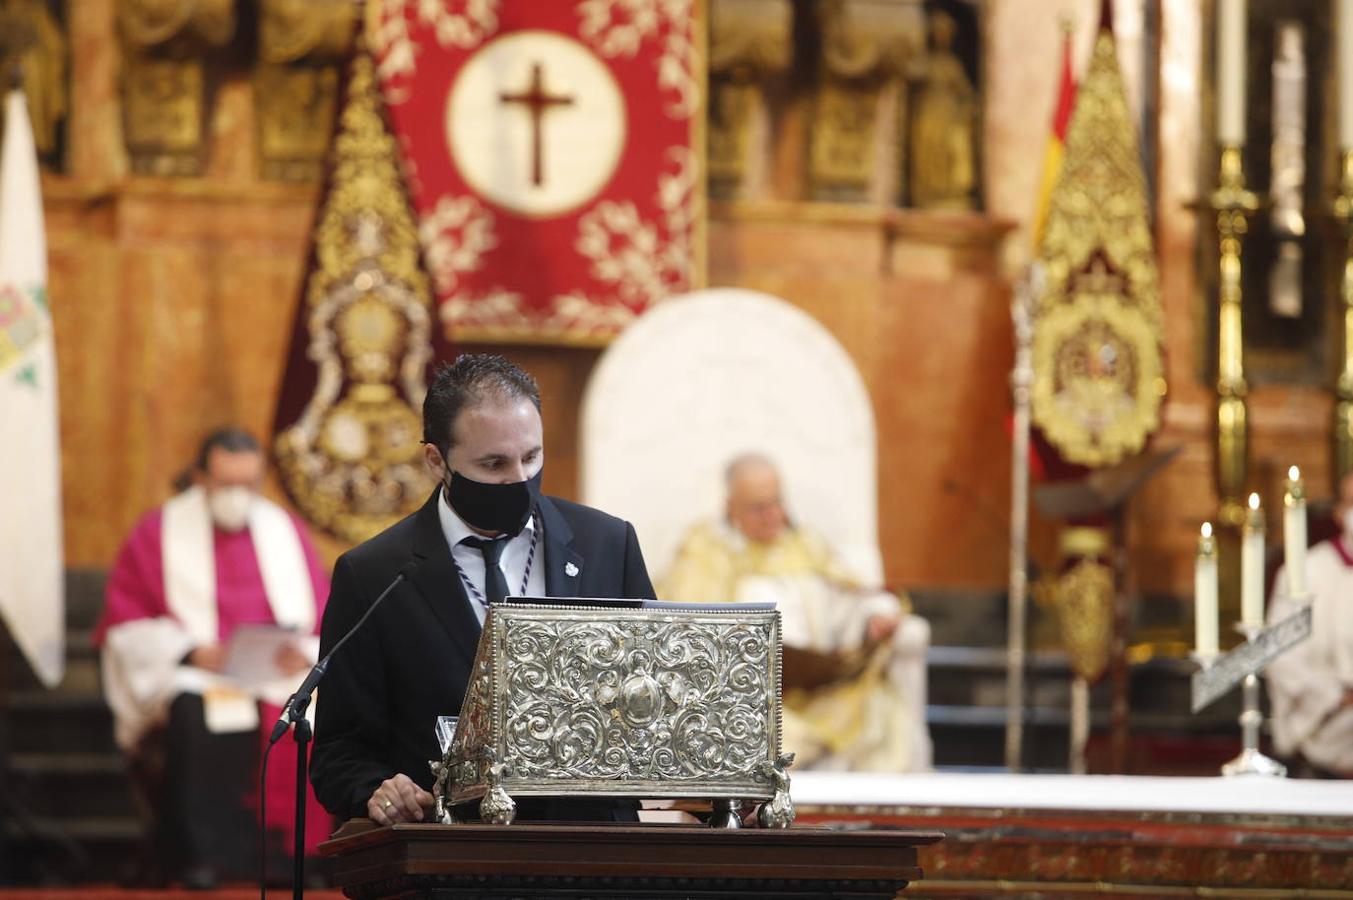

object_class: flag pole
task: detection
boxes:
[1005,264,1039,772]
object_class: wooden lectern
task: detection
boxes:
[320,601,941,897]
[320,822,941,899]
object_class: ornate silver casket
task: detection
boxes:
[431,600,794,827]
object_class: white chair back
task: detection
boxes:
[580,288,882,589]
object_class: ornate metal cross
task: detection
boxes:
[1191,603,1312,777]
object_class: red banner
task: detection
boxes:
[373,1,702,345]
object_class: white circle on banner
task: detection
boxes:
[446,31,627,218]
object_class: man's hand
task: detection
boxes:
[274,641,312,677]
[367,774,433,826]
[1342,687,1353,709]
[864,614,899,646]
[188,644,227,673]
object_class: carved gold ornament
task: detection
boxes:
[907,10,977,210]
[1033,30,1165,468]
[119,0,235,175]
[807,0,921,200]
[1054,556,1114,683]
[0,0,67,158]
[274,49,438,543]
[707,0,791,192]
[255,0,354,181]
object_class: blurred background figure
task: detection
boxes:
[94,428,331,887]
[663,453,932,772]
[1265,471,1353,779]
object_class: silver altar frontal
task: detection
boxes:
[431,599,795,827]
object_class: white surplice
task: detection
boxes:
[101,487,318,749]
[1266,539,1353,774]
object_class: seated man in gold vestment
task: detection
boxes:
[662,454,932,772]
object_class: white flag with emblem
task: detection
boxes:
[0,88,64,687]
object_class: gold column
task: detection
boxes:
[1332,151,1353,487]
[1211,145,1259,527]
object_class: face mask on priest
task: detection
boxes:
[208,486,254,532]
[195,439,267,533]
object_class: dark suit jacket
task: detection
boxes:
[310,488,656,820]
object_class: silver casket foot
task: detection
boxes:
[756,751,796,828]
[710,798,743,829]
[479,755,517,824]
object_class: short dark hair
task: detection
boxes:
[423,354,542,455]
[195,427,261,472]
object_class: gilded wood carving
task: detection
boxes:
[119,0,236,175]
[707,0,790,195]
[255,0,355,181]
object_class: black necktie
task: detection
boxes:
[462,536,510,607]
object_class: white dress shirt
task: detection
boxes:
[437,489,546,625]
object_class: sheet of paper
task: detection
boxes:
[221,624,317,694]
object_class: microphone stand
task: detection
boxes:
[266,562,415,900]
[285,697,313,900]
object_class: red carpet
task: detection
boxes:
[0,890,344,899]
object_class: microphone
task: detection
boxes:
[268,560,418,745]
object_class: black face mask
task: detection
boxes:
[443,467,542,536]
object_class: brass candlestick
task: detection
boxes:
[1332,150,1353,488]
[1211,145,1260,528]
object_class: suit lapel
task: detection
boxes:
[538,496,584,598]
[409,488,482,667]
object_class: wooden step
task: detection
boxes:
[6,689,118,755]
[7,752,138,817]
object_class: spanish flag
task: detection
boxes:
[1031,25,1078,248]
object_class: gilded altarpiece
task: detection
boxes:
[119,0,236,175]
[0,0,67,170]
[706,0,790,199]
[254,0,355,182]
[807,0,919,203]
[905,0,980,210]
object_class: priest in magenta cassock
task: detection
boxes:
[94,428,331,887]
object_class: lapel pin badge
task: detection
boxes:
[565,562,579,577]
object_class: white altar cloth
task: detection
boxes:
[793,771,1353,819]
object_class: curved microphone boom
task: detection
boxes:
[260,558,418,900]
[269,560,418,745]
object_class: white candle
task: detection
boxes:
[1195,522,1219,659]
[1241,492,1266,630]
[1340,0,1353,148]
[1283,466,1308,598]
[1217,0,1248,146]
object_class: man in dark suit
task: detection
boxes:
[310,354,655,825]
